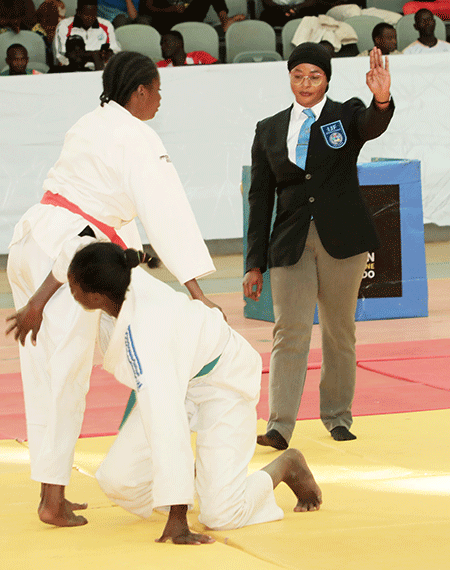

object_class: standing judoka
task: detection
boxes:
[6,51,221,527]
[67,242,322,544]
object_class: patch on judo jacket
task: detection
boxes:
[320,120,347,149]
[125,326,143,390]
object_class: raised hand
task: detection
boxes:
[366,47,391,105]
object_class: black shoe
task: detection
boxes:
[330,426,357,441]
[257,429,289,450]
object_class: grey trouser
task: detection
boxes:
[268,221,368,441]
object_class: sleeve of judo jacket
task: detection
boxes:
[126,313,196,511]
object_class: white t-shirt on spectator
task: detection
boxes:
[403,39,450,54]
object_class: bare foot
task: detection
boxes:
[283,449,322,512]
[38,483,88,527]
[222,14,245,32]
[39,503,88,527]
[65,499,88,511]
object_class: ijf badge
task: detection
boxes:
[320,120,347,149]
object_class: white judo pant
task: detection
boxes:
[96,331,284,530]
[7,234,100,485]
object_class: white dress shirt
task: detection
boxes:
[287,96,328,164]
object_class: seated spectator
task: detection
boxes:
[260,0,352,28]
[49,34,96,70]
[1,43,42,75]
[403,8,450,53]
[32,0,66,68]
[157,30,217,66]
[139,0,245,35]
[53,0,121,67]
[97,0,152,28]
[0,0,36,34]
[52,33,113,70]
[358,22,401,57]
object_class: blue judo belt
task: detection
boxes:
[118,354,222,430]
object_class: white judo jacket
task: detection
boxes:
[10,101,214,284]
[102,267,260,511]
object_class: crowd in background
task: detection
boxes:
[1,0,450,74]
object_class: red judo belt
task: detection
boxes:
[41,191,127,249]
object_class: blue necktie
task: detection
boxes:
[296,108,315,170]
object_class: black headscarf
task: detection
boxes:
[287,42,332,82]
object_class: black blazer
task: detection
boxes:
[246,97,395,273]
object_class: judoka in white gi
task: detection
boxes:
[67,242,322,544]
[6,51,221,527]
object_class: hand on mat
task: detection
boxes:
[156,505,215,545]
[6,302,43,346]
[243,268,263,301]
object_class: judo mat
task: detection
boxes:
[1,412,449,570]
[1,288,450,570]
[1,339,450,440]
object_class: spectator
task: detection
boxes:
[97,0,152,28]
[139,0,245,35]
[403,8,450,54]
[32,0,66,68]
[54,0,121,67]
[157,30,217,67]
[0,43,42,74]
[0,0,36,34]
[50,34,110,71]
[358,22,401,57]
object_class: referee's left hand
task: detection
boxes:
[366,47,391,104]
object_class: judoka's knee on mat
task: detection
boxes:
[96,463,153,519]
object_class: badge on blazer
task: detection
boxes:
[320,121,347,149]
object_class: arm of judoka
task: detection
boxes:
[5,271,62,346]
[124,130,215,285]
[5,235,97,346]
[184,278,226,321]
[156,505,215,545]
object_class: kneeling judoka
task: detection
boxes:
[68,242,322,544]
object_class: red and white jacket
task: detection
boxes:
[53,15,121,66]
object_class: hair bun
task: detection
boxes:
[124,248,161,269]
[124,248,141,269]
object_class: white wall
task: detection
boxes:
[1,53,449,253]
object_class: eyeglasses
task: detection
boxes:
[290,73,325,87]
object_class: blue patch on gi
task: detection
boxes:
[320,120,347,149]
[125,325,143,391]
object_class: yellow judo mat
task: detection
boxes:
[1,412,450,570]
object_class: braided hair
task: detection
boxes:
[100,51,159,108]
[68,242,156,306]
